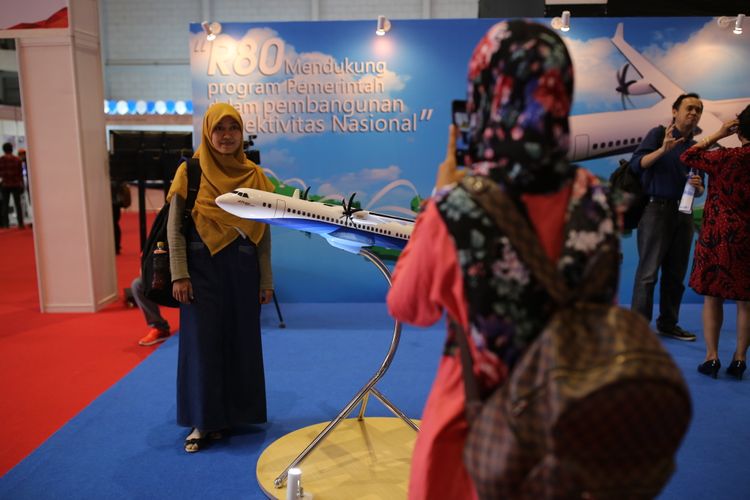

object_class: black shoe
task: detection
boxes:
[697,359,721,379]
[657,325,696,342]
[726,359,747,380]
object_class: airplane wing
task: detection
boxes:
[611,23,685,100]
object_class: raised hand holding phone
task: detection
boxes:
[435,124,466,191]
[452,100,470,166]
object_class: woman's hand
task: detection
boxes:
[696,118,739,149]
[435,125,466,191]
[717,118,740,139]
[173,278,193,304]
[259,289,274,305]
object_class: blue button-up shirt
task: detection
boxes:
[628,125,703,200]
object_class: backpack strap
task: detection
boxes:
[452,318,484,422]
[460,175,570,304]
[182,158,202,234]
[453,174,571,419]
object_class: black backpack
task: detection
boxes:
[141,158,201,308]
[609,125,665,231]
[609,159,647,231]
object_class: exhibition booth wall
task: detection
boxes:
[189,17,750,302]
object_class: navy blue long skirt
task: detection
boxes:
[177,227,267,429]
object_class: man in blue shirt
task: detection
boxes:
[629,93,705,341]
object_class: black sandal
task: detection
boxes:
[184,430,206,453]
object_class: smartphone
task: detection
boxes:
[452,100,470,166]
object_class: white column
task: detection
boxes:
[17,0,117,312]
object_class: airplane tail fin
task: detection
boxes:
[613,22,624,42]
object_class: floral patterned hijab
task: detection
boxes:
[466,20,576,194]
[436,20,618,377]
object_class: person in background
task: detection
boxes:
[629,93,705,341]
[386,21,619,499]
[111,179,131,254]
[0,142,25,229]
[17,148,31,207]
[131,275,172,346]
[17,148,27,180]
[167,102,275,453]
[681,105,750,380]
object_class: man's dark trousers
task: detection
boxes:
[631,199,694,330]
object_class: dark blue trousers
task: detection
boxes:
[631,200,694,331]
[177,227,266,429]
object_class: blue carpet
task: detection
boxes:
[1,303,748,499]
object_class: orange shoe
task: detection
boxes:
[138,327,170,346]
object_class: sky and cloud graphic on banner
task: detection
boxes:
[189,18,750,301]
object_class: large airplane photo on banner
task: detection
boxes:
[568,23,749,162]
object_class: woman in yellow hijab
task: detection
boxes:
[167,102,275,452]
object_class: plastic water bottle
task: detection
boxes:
[678,169,696,214]
[286,468,301,500]
[286,468,313,499]
[151,241,170,290]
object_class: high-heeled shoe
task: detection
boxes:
[726,359,747,380]
[697,359,721,379]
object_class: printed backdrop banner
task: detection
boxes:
[190,18,750,303]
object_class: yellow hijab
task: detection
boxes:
[168,102,275,254]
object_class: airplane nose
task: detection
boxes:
[215,193,234,207]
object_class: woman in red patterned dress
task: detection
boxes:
[681,104,750,380]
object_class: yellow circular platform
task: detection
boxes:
[257,417,420,499]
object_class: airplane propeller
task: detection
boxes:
[340,193,363,225]
[301,186,311,200]
[615,63,637,109]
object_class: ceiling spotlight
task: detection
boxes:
[551,11,571,32]
[734,14,745,34]
[201,21,222,41]
[717,14,745,35]
[376,15,391,36]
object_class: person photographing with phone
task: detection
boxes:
[387,20,618,499]
[629,93,705,341]
[681,105,750,379]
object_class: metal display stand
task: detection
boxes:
[272,247,419,489]
[271,293,285,328]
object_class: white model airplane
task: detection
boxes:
[568,23,749,161]
[216,188,414,254]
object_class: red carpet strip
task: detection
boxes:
[0,212,178,475]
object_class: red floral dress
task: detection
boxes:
[681,144,750,301]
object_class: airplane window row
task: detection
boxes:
[591,137,642,151]
[350,221,409,239]
[287,207,407,239]
[288,207,337,223]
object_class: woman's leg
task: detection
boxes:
[734,301,750,362]
[702,296,723,361]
